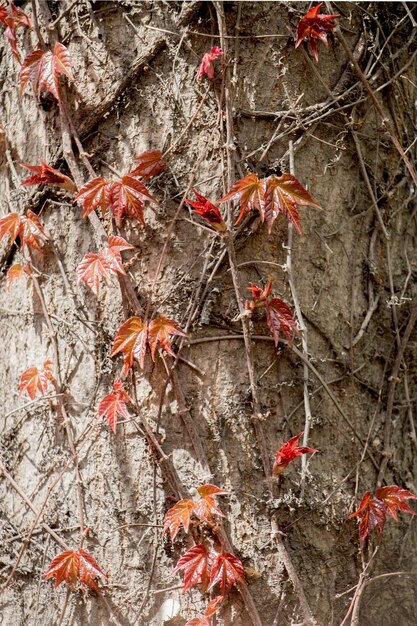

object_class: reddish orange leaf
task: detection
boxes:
[44,548,106,592]
[148,316,187,361]
[74,177,112,218]
[163,498,195,541]
[185,189,227,233]
[98,380,131,434]
[273,431,317,476]
[20,209,48,250]
[0,1,32,61]
[110,316,148,373]
[0,212,21,246]
[173,544,211,593]
[350,486,417,549]
[19,360,54,400]
[129,150,166,179]
[198,46,222,80]
[76,252,113,295]
[193,484,227,523]
[219,173,265,225]
[208,550,246,596]
[6,263,32,290]
[20,42,73,100]
[204,596,224,618]
[246,278,273,310]
[100,236,134,275]
[21,162,76,192]
[264,174,321,234]
[295,3,339,63]
[110,175,156,226]
[266,297,298,347]
[186,619,209,626]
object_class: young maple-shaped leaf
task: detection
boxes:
[246,278,273,310]
[350,486,417,549]
[110,316,148,373]
[101,235,134,275]
[198,46,223,80]
[163,497,195,541]
[148,316,187,361]
[19,359,54,400]
[129,150,166,179]
[110,175,157,226]
[266,297,298,347]
[21,162,76,192]
[273,431,317,476]
[173,544,211,593]
[0,212,22,246]
[208,550,246,596]
[186,189,227,233]
[6,263,32,290]
[193,484,227,523]
[219,173,265,225]
[264,174,322,234]
[74,177,112,218]
[186,596,223,626]
[76,252,113,295]
[295,3,339,63]
[98,380,131,434]
[20,42,73,101]
[20,209,48,250]
[0,1,32,61]
[44,548,107,592]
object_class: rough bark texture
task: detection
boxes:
[1,2,417,625]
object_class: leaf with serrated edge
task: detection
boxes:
[193,484,227,523]
[21,162,76,192]
[148,316,187,361]
[110,175,156,226]
[163,498,195,541]
[101,236,134,275]
[20,210,48,250]
[6,263,32,290]
[19,360,53,400]
[173,544,211,593]
[129,150,166,179]
[0,212,21,246]
[375,486,417,521]
[295,3,339,63]
[219,173,265,225]
[264,174,321,234]
[44,548,106,591]
[273,431,317,476]
[98,380,131,434]
[76,252,113,295]
[266,297,298,347]
[208,550,246,596]
[110,316,148,373]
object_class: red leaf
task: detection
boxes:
[129,150,166,179]
[0,2,32,62]
[163,498,195,541]
[98,380,131,434]
[6,263,32,290]
[186,619,210,626]
[110,316,148,374]
[44,548,106,592]
[76,252,113,295]
[266,297,298,347]
[193,484,227,523]
[148,316,187,361]
[74,177,113,218]
[20,42,73,100]
[295,3,339,63]
[208,550,246,596]
[186,189,227,233]
[20,210,48,250]
[173,544,211,593]
[349,492,387,549]
[264,174,321,234]
[0,212,22,246]
[219,173,265,225]
[204,595,224,618]
[109,175,157,226]
[101,236,134,275]
[21,162,76,192]
[375,486,417,521]
[273,431,317,476]
[198,46,222,80]
[19,360,54,400]
[246,278,273,309]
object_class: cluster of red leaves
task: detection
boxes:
[245,278,298,347]
[163,484,227,541]
[0,1,32,61]
[175,545,246,596]
[19,360,54,400]
[0,210,48,250]
[350,485,417,549]
[21,162,77,192]
[198,46,222,80]
[273,431,317,476]
[20,42,73,101]
[74,150,165,226]
[219,172,321,233]
[185,595,223,626]
[111,315,187,374]
[295,3,339,63]
[76,235,133,295]
[185,189,227,233]
[6,263,32,290]
[44,548,107,592]
[97,380,132,434]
